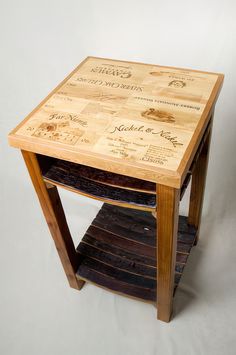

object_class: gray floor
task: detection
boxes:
[1,1,236,354]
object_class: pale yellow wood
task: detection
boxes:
[8,57,224,187]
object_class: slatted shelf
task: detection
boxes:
[41,158,156,210]
[39,157,191,211]
[76,204,197,303]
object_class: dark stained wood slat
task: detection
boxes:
[86,204,196,258]
[42,159,156,209]
[176,253,188,264]
[92,214,156,247]
[72,162,156,193]
[76,204,197,303]
[40,158,189,211]
[178,216,196,235]
[176,242,193,254]
[86,225,156,258]
[77,241,156,278]
[81,234,186,273]
[175,264,184,273]
[92,205,196,248]
[78,256,155,289]
[101,204,195,235]
[77,256,181,302]
[81,234,157,267]
[78,264,157,302]
[78,240,185,278]
[41,157,156,193]
[102,203,157,227]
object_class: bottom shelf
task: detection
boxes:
[76,204,197,303]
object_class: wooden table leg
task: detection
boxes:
[157,185,180,322]
[21,150,84,290]
[188,121,212,245]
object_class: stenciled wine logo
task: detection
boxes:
[91,65,132,79]
[32,121,84,145]
[141,108,175,123]
[168,80,186,88]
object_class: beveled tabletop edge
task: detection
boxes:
[8,132,181,187]
[8,56,224,188]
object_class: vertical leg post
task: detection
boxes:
[157,185,180,322]
[21,150,84,290]
[188,120,213,244]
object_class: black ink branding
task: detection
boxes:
[76,76,143,92]
[134,96,201,111]
[91,66,132,78]
[154,130,183,148]
[150,70,195,81]
[49,113,87,127]
[109,124,183,148]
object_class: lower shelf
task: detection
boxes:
[76,204,197,303]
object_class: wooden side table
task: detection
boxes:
[8,57,223,322]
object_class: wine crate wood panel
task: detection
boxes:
[8,57,224,188]
[76,204,197,302]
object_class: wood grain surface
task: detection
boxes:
[40,157,191,210]
[156,185,180,322]
[21,150,84,290]
[76,204,197,303]
[42,158,156,211]
[8,57,223,187]
[188,118,212,244]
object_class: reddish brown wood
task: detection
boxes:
[157,185,180,322]
[39,156,190,208]
[21,150,84,290]
[42,158,156,209]
[76,203,196,304]
[188,118,213,244]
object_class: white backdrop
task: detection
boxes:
[1,1,236,354]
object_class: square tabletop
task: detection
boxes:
[8,56,223,187]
